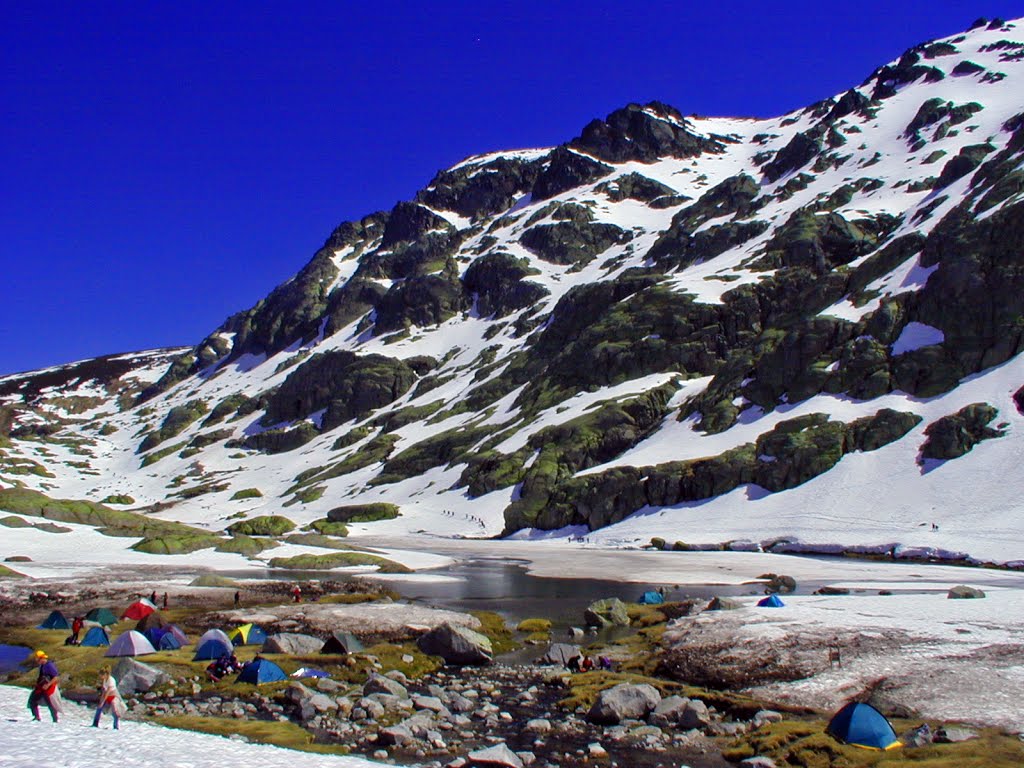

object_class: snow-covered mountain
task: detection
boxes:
[3,16,1024,567]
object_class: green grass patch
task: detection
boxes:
[154,715,349,755]
[306,519,349,536]
[100,494,135,505]
[469,610,516,655]
[189,574,241,587]
[140,440,188,467]
[723,719,1024,767]
[283,485,325,507]
[316,591,398,605]
[283,533,354,550]
[216,535,278,555]
[267,552,411,573]
[516,618,552,632]
[0,563,26,578]
[0,515,31,528]
[226,515,295,536]
[131,533,223,555]
[229,488,263,500]
[0,488,219,541]
[326,502,400,524]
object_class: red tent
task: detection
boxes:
[122,599,157,620]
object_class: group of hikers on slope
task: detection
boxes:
[26,650,125,729]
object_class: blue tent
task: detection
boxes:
[826,702,901,750]
[757,594,785,608]
[81,626,110,647]
[193,637,233,661]
[639,591,665,605]
[145,626,168,646]
[157,632,182,651]
[38,610,70,630]
[227,624,268,646]
[236,658,287,685]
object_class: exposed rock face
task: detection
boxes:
[416,623,493,665]
[947,585,986,599]
[584,598,630,628]
[112,658,170,694]
[587,683,661,724]
[262,633,323,655]
[920,403,1005,461]
[569,102,724,164]
[262,351,420,430]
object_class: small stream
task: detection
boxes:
[0,645,31,679]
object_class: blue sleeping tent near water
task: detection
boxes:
[826,702,901,750]
[236,658,287,685]
[81,626,110,647]
[757,594,785,608]
[639,591,665,605]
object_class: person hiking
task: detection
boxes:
[28,650,62,723]
[292,584,302,603]
[233,590,240,608]
[92,666,125,729]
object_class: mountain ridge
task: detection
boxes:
[2,15,1024,567]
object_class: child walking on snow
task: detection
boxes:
[92,667,125,729]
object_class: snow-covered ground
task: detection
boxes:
[0,685,383,768]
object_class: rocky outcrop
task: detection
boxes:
[112,658,170,694]
[569,102,723,164]
[586,683,661,724]
[262,633,323,655]
[519,220,632,266]
[261,351,420,430]
[462,252,548,318]
[920,403,1005,461]
[584,598,630,628]
[417,623,493,665]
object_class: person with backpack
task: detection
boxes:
[27,650,62,723]
[92,666,125,729]
[70,616,84,644]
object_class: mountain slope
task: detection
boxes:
[3,16,1024,566]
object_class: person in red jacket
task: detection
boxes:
[70,616,84,645]
[28,651,61,722]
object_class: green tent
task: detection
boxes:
[85,607,118,626]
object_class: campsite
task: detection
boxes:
[2,545,1023,768]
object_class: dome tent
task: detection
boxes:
[236,657,287,685]
[193,629,233,661]
[85,607,118,626]
[122,599,157,621]
[320,631,364,655]
[81,626,110,647]
[105,630,157,657]
[227,623,268,646]
[37,610,70,630]
[757,594,785,608]
[826,702,901,750]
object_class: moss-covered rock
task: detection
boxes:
[326,503,401,524]
[262,351,418,431]
[510,408,923,533]
[373,273,469,334]
[100,494,135,505]
[462,252,548,318]
[131,534,222,555]
[226,515,296,536]
[920,403,1006,461]
[138,400,209,453]
[267,552,411,573]
[595,172,679,204]
[229,488,263,501]
[520,219,630,268]
[215,535,278,555]
[307,519,350,536]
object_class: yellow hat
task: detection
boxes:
[35,650,47,659]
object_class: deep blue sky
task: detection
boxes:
[3,1,1022,375]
